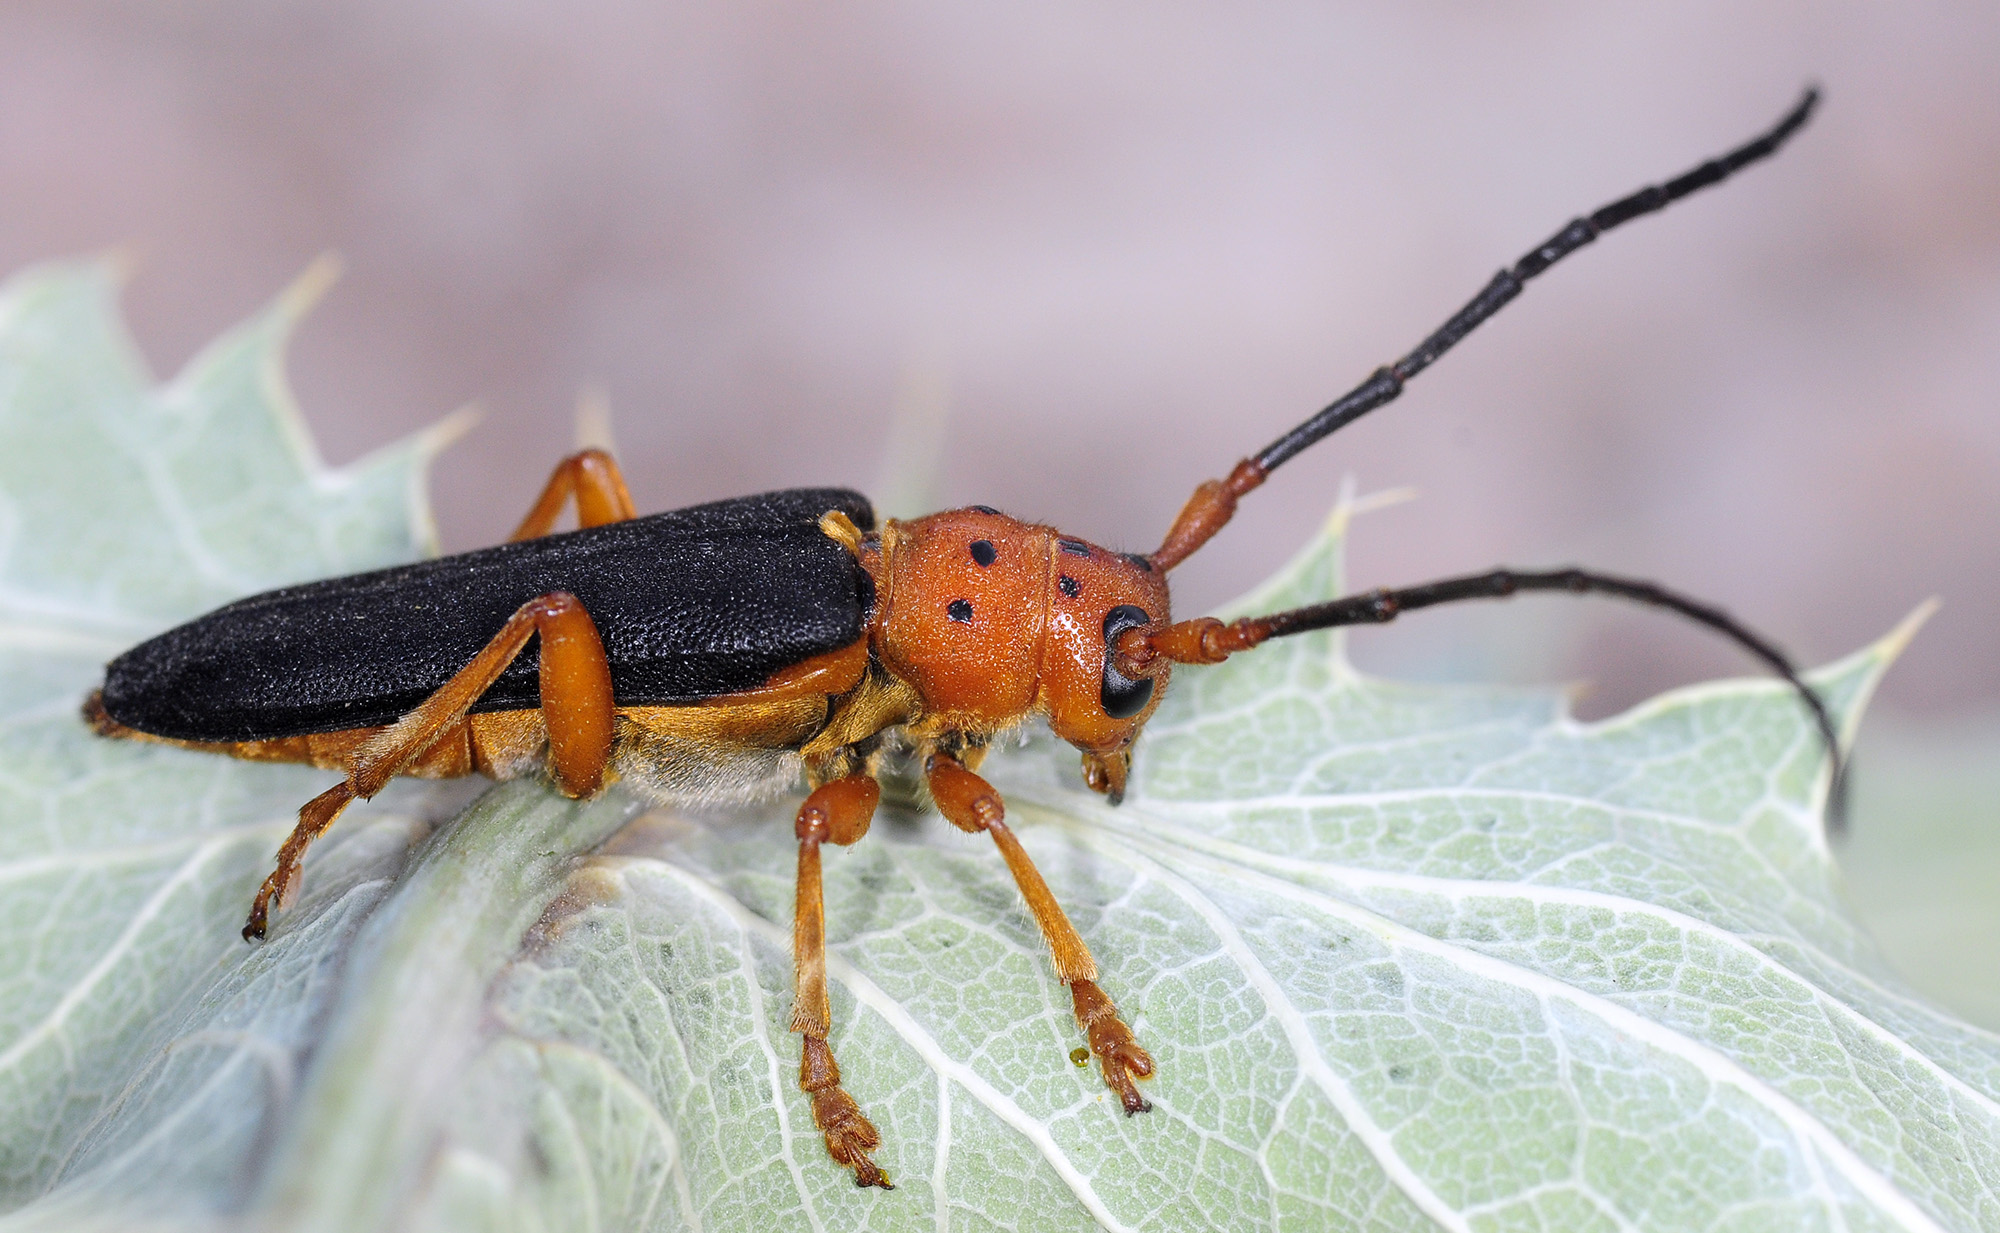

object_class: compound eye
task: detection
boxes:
[1099,605,1155,719]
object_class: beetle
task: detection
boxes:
[85,89,1834,1190]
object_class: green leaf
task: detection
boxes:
[1,262,1993,1233]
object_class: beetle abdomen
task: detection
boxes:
[100,488,875,742]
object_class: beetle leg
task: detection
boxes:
[790,775,891,1188]
[509,448,638,541]
[243,591,616,940]
[924,752,1154,1113]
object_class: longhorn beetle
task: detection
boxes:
[87,89,1833,1190]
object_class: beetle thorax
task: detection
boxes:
[875,508,1172,751]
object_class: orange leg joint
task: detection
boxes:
[509,448,638,541]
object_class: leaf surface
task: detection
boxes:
[0,264,1992,1233]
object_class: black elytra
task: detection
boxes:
[99,488,877,742]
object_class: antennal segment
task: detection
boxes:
[1148,87,1820,572]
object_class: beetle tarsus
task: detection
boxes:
[1072,977,1154,1113]
[800,1034,892,1189]
[243,779,357,941]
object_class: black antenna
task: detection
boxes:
[1150,563,1848,831]
[1254,88,1819,474]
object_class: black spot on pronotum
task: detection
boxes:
[947,599,974,623]
[968,504,999,515]
[1100,604,1154,718]
[1059,538,1091,557]
[969,539,997,567]
[1058,574,1081,598]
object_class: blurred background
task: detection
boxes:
[1,3,1994,1021]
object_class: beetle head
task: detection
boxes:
[1032,531,1172,801]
